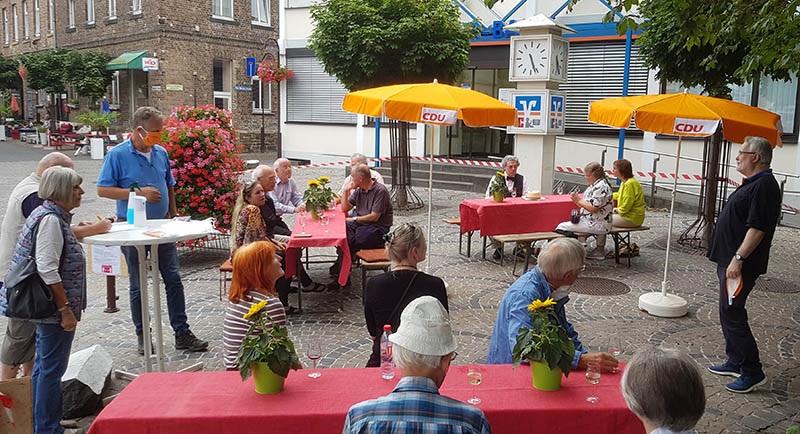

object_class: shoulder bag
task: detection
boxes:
[5,221,59,319]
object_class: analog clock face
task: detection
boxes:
[551,40,567,79]
[513,38,549,79]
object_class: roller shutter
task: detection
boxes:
[286,56,357,124]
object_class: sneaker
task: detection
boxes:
[175,330,209,352]
[586,249,606,260]
[492,248,502,261]
[708,363,741,378]
[725,372,767,393]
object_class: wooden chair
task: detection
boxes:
[355,249,391,304]
[218,258,233,301]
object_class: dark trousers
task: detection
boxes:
[345,221,389,255]
[717,265,762,376]
[275,250,312,307]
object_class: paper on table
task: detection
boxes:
[109,223,137,233]
[159,218,217,236]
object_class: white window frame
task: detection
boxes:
[86,0,94,24]
[251,77,272,114]
[110,71,120,108]
[107,0,115,18]
[48,0,54,33]
[3,9,8,44]
[33,0,39,36]
[67,0,75,27]
[212,58,232,110]
[131,0,141,14]
[251,0,269,26]
[12,4,18,42]
[212,0,234,19]
[22,0,29,39]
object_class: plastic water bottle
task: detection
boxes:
[380,324,394,380]
[126,182,139,224]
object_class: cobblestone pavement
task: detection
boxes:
[1,141,799,433]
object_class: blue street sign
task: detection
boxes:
[245,57,257,77]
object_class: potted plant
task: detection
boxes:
[489,171,509,203]
[67,97,80,109]
[302,176,336,219]
[257,60,293,83]
[236,300,302,394]
[76,110,118,133]
[512,298,575,391]
[37,125,49,145]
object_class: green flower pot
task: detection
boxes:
[309,209,320,220]
[530,361,563,391]
[492,192,505,203]
[252,362,286,394]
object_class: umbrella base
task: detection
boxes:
[638,292,688,318]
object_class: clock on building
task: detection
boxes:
[549,36,569,82]
[509,36,550,81]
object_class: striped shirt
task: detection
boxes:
[343,376,492,434]
[223,292,286,370]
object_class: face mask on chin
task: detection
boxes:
[138,128,162,148]
[550,285,571,301]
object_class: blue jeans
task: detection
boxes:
[32,323,75,434]
[122,243,189,336]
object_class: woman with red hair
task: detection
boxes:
[222,241,287,370]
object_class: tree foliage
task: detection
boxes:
[309,0,478,90]
[20,49,71,94]
[0,56,22,91]
[21,49,113,100]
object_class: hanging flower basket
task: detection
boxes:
[257,60,293,83]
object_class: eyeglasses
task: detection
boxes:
[737,151,757,156]
[579,265,586,272]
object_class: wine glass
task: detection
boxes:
[607,337,623,373]
[321,215,330,233]
[299,211,307,235]
[585,362,601,403]
[306,342,321,378]
[466,365,482,405]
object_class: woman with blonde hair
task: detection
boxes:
[363,223,448,367]
[222,241,287,370]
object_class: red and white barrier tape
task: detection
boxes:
[293,156,501,169]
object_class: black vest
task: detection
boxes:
[505,174,524,197]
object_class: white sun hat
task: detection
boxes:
[389,296,457,356]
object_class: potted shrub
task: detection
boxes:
[302,176,336,219]
[512,298,575,391]
[37,125,49,145]
[67,97,80,109]
[76,110,118,133]
[236,301,302,394]
[488,171,509,203]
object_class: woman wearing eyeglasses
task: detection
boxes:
[363,223,449,367]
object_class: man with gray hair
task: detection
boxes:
[484,155,527,199]
[270,158,305,216]
[707,136,781,393]
[486,238,618,371]
[0,153,110,380]
[621,346,705,434]
[337,153,384,197]
[252,165,291,238]
[343,296,491,434]
[98,106,208,355]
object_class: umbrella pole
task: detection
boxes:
[426,125,436,272]
[661,136,682,296]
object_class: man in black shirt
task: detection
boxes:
[253,165,291,238]
[707,136,781,393]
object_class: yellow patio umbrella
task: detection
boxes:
[343,80,516,270]
[588,91,782,318]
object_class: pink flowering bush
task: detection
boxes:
[257,60,293,83]
[163,105,245,248]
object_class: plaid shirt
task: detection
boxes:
[343,376,492,434]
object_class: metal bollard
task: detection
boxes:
[104,275,120,313]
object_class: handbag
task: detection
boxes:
[5,221,58,319]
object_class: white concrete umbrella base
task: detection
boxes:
[638,292,688,318]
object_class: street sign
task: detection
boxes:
[245,57,257,77]
[142,57,159,71]
[234,85,253,92]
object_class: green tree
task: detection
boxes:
[20,49,71,94]
[0,56,22,91]
[309,0,478,90]
[63,51,114,101]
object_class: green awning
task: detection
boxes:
[105,51,148,70]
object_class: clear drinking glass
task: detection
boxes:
[299,211,307,234]
[585,362,601,403]
[467,365,482,405]
[307,342,321,378]
[607,337,623,373]
[321,215,330,233]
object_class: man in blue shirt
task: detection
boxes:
[486,238,617,372]
[97,107,208,355]
[344,296,491,434]
[269,158,305,216]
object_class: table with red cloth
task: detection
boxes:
[284,205,351,287]
[460,195,580,237]
[87,364,643,434]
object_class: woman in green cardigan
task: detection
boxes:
[612,159,646,228]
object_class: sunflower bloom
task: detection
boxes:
[307,180,321,187]
[496,171,506,177]
[319,176,330,182]
[527,298,557,312]
[243,300,268,319]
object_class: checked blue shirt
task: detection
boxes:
[343,376,492,434]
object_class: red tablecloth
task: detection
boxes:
[284,206,351,286]
[88,364,643,434]
[459,195,580,237]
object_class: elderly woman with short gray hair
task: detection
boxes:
[0,166,108,433]
[622,346,706,434]
[556,161,613,260]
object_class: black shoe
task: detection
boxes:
[137,334,144,355]
[175,330,209,352]
[492,248,502,261]
[329,261,341,276]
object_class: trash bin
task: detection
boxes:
[90,137,105,160]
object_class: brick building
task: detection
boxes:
[3,0,280,149]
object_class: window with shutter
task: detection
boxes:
[286,56,356,124]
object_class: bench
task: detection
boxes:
[355,249,391,304]
[487,232,567,276]
[442,217,474,257]
[575,226,650,267]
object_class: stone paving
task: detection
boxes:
[1,141,799,433]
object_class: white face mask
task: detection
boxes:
[550,285,571,301]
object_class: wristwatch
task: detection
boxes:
[354,216,358,223]
[734,253,745,261]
